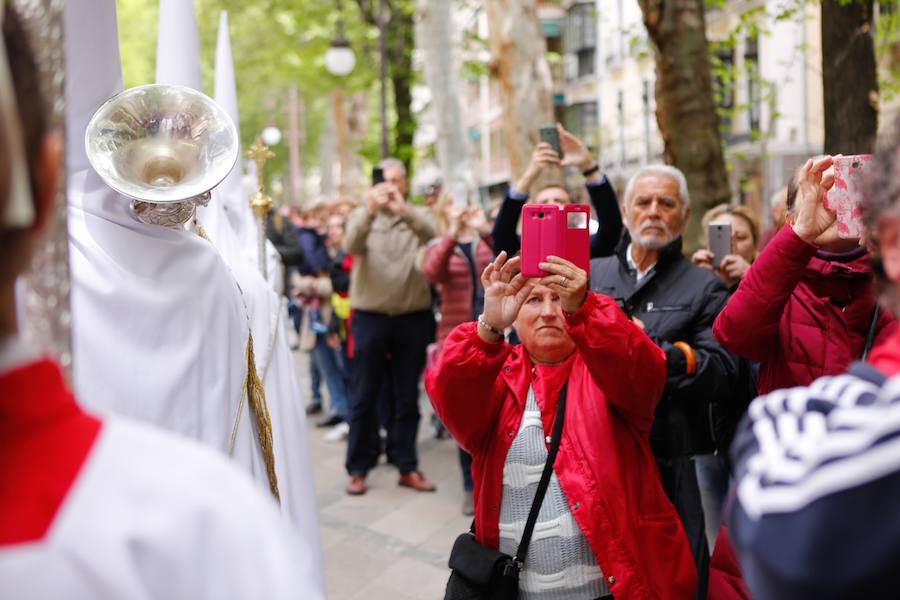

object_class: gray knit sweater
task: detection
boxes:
[498,386,608,599]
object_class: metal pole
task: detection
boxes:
[378,0,389,159]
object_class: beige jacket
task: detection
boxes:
[343,204,436,315]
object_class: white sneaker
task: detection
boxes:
[324,421,350,442]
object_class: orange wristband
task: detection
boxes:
[673,341,697,376]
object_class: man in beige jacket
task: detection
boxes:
[343,158,437,495]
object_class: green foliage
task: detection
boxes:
[875,0,900,101]
[117,0,384,191]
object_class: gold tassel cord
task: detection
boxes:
[245,332,280,501]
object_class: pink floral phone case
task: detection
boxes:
[824,155,871,239]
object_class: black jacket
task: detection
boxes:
[491,178,623,258]
[589,234,741,457]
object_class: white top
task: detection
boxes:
[626,243,656,283]
[0,417,323,600]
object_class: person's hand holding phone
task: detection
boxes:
[447,206,466,239]
[537,255,588,314]
[557,124,594,172]
[515,143,560,193]
[463,206,490,237]
[792,156,837,245]
[480,252,534,339]
[717,255,751,288]
[364,188,380,216]
[691,249,715,272]
[385,186,408,218]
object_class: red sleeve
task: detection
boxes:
[425,322,513,453]
[713,225,817,362]
[564,293,666,432]
[420,236,456,285]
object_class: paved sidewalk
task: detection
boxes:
[297,351,470,600]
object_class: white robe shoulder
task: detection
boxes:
[0,417,323,600]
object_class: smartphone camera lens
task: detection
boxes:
[538,212,544,219]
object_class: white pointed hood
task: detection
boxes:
[212,10,283,287]
[65,0,266,481]
[155,0,202,88]
[153,9,326,579]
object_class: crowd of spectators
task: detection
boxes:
[265,117,900,600]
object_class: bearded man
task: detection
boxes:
[589,165,744,599]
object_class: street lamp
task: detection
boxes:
[325,0,356,78]
[325,36,356,77]
[325,1,356,193]
[262,126,282,146]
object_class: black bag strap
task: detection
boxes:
[862,304,880,362]
[513,382,567,564]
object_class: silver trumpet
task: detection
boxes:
[85,84,239,228]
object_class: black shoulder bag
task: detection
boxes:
[443,384,567,600]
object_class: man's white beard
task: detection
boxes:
[627,219,678,251]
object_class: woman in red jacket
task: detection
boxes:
[713,156,896,396]
[421,195,494,515]
[426,252,697,599]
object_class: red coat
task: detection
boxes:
[420,235,494,350]
[713,225,896,394]
[426,293,697,600]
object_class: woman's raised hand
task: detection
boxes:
[480,252,534,332]
[537,256,588,314]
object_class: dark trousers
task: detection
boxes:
[346,309,434,476]
[656,456,709,600]
[459,447,473,492]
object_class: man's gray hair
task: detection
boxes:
[379,157,407,178]
[624,164,691,215]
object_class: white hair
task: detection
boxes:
[379,157,407,178]
[623,164,690,216]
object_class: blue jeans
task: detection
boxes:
[314,334,349,420]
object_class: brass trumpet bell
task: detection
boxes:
[85,84,239,227]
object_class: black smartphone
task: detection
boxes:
[539,124,563,158]
[372,167,385,186]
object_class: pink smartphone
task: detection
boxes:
[520,204,590,278]
[824,154,872,239]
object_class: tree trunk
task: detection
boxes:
[484,0,554,182]
[638,0,731,251]
[355,0,417,172]
[387,2,417,171]
[821,0,878,155]
[416,0,472,196]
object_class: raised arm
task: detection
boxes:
[425,323,513,453]
[490,189,527,256]
[536,255,664,429]
[343,205,374,256]
[565,292,666,430]
[420,236,457,284]
[586,178,623,258]
[712,226,815,361]
[714,156,836,362]
[426,251,533,452]
[491,143,560,256]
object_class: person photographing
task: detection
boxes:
[427,252,696,599]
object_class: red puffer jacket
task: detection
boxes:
[426,293,697,600]
[420,235,493,350]
[713,225,896,395]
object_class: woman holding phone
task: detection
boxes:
[691,204,760,291]
[420,195,493,515]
